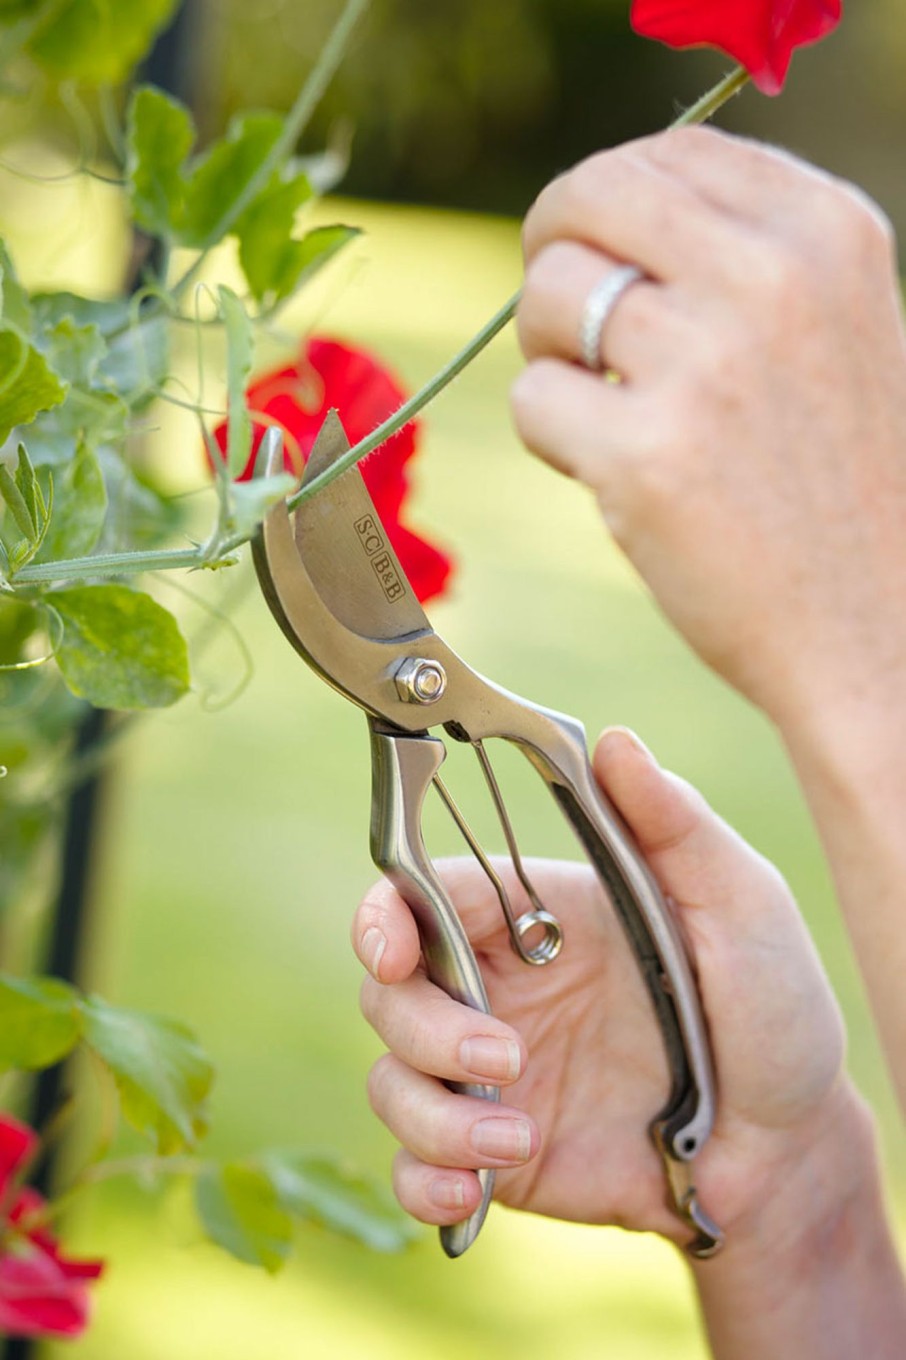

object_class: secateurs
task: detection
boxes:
[252,412,723,1260]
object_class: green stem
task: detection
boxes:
[286,289,520,511]
[673,64,750,127]
[171,0,371,302]
[15,545,206,585]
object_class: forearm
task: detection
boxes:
[691,1086,906,1359]
[779,690,906,1112]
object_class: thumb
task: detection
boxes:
[592,726,784,924]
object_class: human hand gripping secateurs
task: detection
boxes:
[252,413,723,1261]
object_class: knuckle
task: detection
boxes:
[825,178,890,239]
[509,358,563,437]
[518,243,583,357]
[744,238,802,306]
[366,1052,396,1115]
[358,973,381,1026]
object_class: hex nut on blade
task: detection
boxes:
[394,658,447,704]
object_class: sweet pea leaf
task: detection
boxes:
[94,450,182,552]
[27,0,180,85]
[0,328,67,444]
[180,113,284,249]
[50,584,189,710]
[258,1152,417,1253]
[234,171,313,304]
[31,291,168,408]
[218,286,253,479]
[42,317,106,387]
[0,460,35,540]
[102,312,169,405]
[36,440,106,561]
[0,973,83,1072]
[0,595,40,662]
[126,85,194,239]
[0,443,52,574]
[290,224,360,288]
[30,291,130,336]
[0,241,32,333]
[79,994,213,1153]
[29,391,129,455]
[195,1164,293,1274]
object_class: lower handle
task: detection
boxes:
[369,721,499,1256]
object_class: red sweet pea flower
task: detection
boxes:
[212,337,454,605]
[0,1115,104,1339]
[630,0,842,94]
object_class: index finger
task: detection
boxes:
[522,138,752,286]
[351,878,421,985]
[351,857,519,986]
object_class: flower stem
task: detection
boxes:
[673,64,750,127]
[286,289,520,510]
[15,545,206,585]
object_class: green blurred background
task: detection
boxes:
[0,1,903,1355]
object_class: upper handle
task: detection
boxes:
[500,703,722,1255]
[368,719,499,1258]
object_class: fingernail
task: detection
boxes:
[362,927,386,979]
[429,1177,466,1211]
[470,1117,532,1163]
[459,1036,522,1082]
[606,726,657,763]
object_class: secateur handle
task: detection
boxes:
[368,719,499,1259]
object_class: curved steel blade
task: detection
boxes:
[294,411,431,641]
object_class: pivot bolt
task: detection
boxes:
[394,658,447,705]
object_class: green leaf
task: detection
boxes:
[0,973,82,1072]
[102,313,169,405]
[0,595,40,663]
[36,440,106,561]
[126,86,194,239]
[50,584,189,710]
[94,450,183,552]
[0,240,32,333]
[0,328,67,444]
[27,0,181,85]
[31,291,130,337]
[195,1163,293,1274]
[180,113,284,249]
[15,443,43,536]
[258,1152,417,1253]
[234,171,313,304]
[42,317,106,387]
[218,286,253,479]
[0,462,35,540]
[227,473,295,541]
[282,224,360,298]
[80,994,213,1153]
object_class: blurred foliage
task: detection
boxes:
[200,0,906,244]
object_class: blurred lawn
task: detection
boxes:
[17,193,902,1357]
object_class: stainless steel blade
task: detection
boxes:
[293,410,432,641]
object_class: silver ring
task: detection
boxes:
[579,264,643,371]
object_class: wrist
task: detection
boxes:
[691,1082,906,1357]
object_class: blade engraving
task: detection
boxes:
[292,411,432,641]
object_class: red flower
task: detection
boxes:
[630,0,842,94]
[0,1115,104,1339]
[212,337,454,605]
